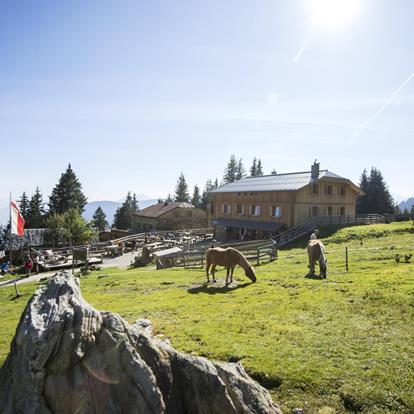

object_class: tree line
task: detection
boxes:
[4,161,405,246]
[161,154,273,209]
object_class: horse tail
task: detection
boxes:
[320,245,325,262]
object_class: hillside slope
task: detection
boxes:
[1,222,413,413]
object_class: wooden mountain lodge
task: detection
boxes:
[134,202,207,231]
[210,162,362,240]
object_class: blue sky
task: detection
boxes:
[1,0,413,208]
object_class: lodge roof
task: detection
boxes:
[211,170,361,194]
[135,202,196,218]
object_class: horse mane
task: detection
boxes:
[230,248,250,269]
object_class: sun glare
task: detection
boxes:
[306,0,363,32]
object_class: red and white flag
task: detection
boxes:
[10,200,25,237]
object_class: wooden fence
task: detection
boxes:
[156,239,277,269]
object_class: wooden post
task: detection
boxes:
[345,246,349,272]
[257,248,260,266]
[72,248,75,275]
[14,281,20,297]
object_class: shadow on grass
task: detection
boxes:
[188,281,253,295]
[304,273,326,280]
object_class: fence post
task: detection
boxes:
[345,246,349,272]
[257,248,260,266]
[14,281,20,298]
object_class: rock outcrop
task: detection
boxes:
[0,271,282,414]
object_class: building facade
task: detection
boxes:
[211,163,361,240]
[134,202,208,231]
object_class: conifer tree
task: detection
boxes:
[174,173,190,202]
[192,185,201,207]
[250,157,257,176]
[27,187,45,228]
[366,167,394,214]
[166,194,173,202]
[92,206,108,231]
[19,192,30,220]
[356,169,369,214]
[132,193,140,212]
[201,179,214,210]
[49,164,87,214]
[356,167,394,214]
[256,159,264,176]
[271,168,277,175]
[214,178,219,188]
[236,158,246,180]
[113,192,136,229]
[223,154,238,183]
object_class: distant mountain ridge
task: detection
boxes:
[398,197,414,212]
[83,199,158,224]
[0,198,158,226]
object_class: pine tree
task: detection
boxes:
[214,178,219,188]
[250,157,257,176]
[366,167,394,214]
[192,185,201,207]
[201,179,214,210]
[166,194,173,202]
[132,193,140,212]
[113,192,136,230]
[256,159,264,176]
[49,164,87,214]
[356,169,369,214]
[236,158,246,180]
[92,206,108,231]
[223,154,238,183]
[174,173,190,202]
[19,192,30,220]
[271,168,277,175]
[356,167,394,214]
[26,187,45,228]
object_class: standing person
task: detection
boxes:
[24,257,33,277]
[310,229,320,240]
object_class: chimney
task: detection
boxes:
[311,160,320,180]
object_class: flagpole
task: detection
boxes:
[9,192,12,267]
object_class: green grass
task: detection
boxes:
[1,221,414,413]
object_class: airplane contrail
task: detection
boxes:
[353,70,414,137]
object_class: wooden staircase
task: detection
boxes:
[274,214,386,247]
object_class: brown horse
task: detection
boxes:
[307,239,327,278]
[205,247,256,285]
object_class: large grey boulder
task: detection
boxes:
[0,271,282,414]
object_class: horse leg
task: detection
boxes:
[206,262,211,282]
[211,264,217,282]
[226,267,230,286]
[309,259,315,276]
[230,266,235,284]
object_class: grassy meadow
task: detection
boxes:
[1,221,413,413]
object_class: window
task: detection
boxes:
[271,206,282,218]
[251,205,260,216]
[312,184,319,194]
[327,206,333,216]
[326,185,333,195]
[340,206,346,216]
[340,186,346,196]
[236,204,244,215]
[312,206,319,217]
[223,204,231,215]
